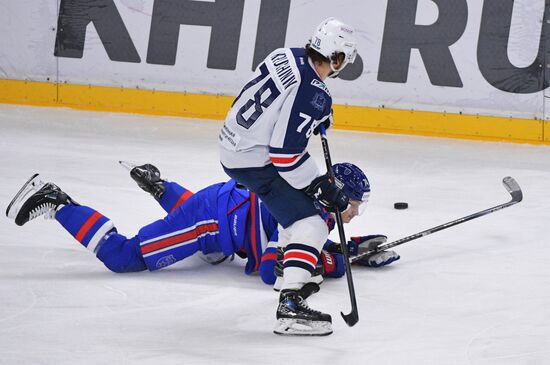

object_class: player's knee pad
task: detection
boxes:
[96,232,147,273]
[284,215,328,252]
[159,182,192,213]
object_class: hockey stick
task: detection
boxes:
[350,176,523,264]
[319,125,359,327]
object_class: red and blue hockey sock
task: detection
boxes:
[158,182,193,213]
[55,204,114,254]
[55,204,146,272]
[281,243,319,290]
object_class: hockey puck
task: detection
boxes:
[394,202,408,210]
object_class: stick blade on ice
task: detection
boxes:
[502,176,522,202]
[341,310,359,327]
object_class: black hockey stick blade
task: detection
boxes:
[503,176,522,203]
[341,310,359,326]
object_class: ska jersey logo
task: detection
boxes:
[156,254,177,269]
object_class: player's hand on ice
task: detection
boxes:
[319,247,398,276]
[321,235,399,277]
[357,250,400,267]
[347,235,400,267]
[305,174,349,212]
[313,113,334,135]
[348,235,388,255]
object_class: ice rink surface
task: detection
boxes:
[0,104,549,365]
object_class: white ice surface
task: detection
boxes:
[0,104,549,365]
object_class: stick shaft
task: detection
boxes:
[319,126,359,326]
[351,196,520,263]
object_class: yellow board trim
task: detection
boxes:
[333,104,545,144]
[0,79,57,106]
[0,79,547,145]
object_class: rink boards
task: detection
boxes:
[0,0,549,144]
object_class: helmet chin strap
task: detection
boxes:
[328,59,349,78]
[328,70,340,79]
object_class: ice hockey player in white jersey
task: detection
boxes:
[219,18,358,336]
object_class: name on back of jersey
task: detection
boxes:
[270,52,298,90]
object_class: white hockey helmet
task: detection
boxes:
[310,17,358,77]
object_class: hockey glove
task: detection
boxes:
[358,250,400,267]
[348,235,400,267]
[348,235,388,256]
[319,250,346,278]
[304,174,349,212]
[313,113,334,135]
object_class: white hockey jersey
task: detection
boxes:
[219,47,333,190]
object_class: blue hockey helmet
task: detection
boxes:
[333,162,370,203]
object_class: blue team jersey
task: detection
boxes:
[145,179,277,273]
[217,180,279,274]
[137,179,327,277]
[56,178,333,279]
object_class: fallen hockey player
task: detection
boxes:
[6,162,399,330]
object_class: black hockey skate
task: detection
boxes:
[6,174,75,226]
[119,161,165,201]
[273,288,332,336]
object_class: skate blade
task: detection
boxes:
[273,318,333,336]
[119,160,137,171]
[5,174,43,219]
